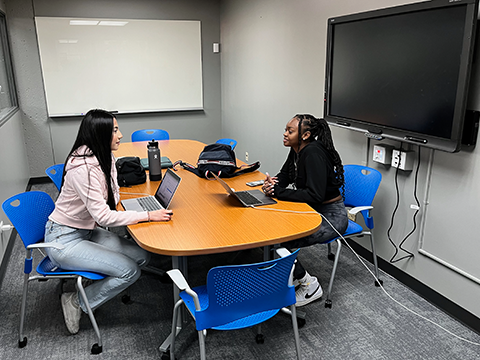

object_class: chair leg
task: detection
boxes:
[327,243,335,260]
[169,300,183,360]
[290,305,302,360]
[198,329,207,360]
[255,324,264,344]
[325,239,342,309]
[369,232,383,286]
[76,277,102,354]
[18,273,30,348]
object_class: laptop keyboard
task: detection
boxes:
[235,191,261,206]
[137,196,163,211]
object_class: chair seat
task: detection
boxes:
[180,285,280,331]
[343,220,364,237]
[322,220,364,245]
[37,257,106,280]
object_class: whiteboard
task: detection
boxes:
[35,17,203,117]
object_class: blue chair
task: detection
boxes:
[131,129,169,142]
[2,191,106,354]
[322,165,382,308]
[166,249,301,360]
[45,163,64,191]
[215,138,237,150]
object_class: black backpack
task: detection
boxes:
[116,156,147,187]
[173,143,260,178]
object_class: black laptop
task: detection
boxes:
[212,173,277,207]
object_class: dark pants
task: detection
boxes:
[282,200,348,280]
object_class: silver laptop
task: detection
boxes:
[121,168,181,212]
[212,173,277,207]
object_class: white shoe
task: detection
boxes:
[292,278,300,289]
[295,277,323,307]
[61,292,82,334]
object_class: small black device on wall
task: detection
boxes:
[462,110,479,147]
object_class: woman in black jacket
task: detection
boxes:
[263,114,348,307]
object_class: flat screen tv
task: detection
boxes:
[324,0,479,152]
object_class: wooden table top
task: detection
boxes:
[115,140,321,256]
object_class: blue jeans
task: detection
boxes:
[44,220,150,312]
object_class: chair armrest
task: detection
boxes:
[27,243,65,250]
[275,247,292,258]
[348,206,373,215]
[167,269,201,311]
[167,269,190,291]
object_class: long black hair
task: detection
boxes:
[62,109,116,210]
[295,114,345,189]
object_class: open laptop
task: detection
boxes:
[121,168,181,212]
[212,173,277,207]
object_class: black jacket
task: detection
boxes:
[274,141,341,213]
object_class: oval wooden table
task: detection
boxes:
[115,139,322,352]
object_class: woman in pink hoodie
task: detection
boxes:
[44,109,172,335]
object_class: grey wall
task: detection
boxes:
[220,0,480,319]
[0,0,30,265]
[5,0,222,174]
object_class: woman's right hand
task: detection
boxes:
[148,209,173,222]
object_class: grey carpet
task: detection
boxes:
[0,182,479,359]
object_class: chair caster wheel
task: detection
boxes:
[375,279,383,287]
[161,350,174,360]
[297,317,306,328]
[325,299,332,309]
[255,334,265,344]
[91,343,102,354]
[327,254,335,261]
[18,337,27,348]
[121,294,131,304]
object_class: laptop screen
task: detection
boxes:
[154,169,181,209]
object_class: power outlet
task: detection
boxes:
[391,149,414,171]
[245,152,249,162]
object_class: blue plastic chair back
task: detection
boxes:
[45,164,64,191]
[2,191,55,248]
[131,129,169,142]
[194,249,298,330]
[342,165,382,229]
[216,138,237,150]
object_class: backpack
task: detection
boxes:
[173,143,260,179]
[116,156,147,187]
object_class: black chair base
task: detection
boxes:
[91,343,102,354]
[18,337,27,348]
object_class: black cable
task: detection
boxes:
[387,151,402,263]
[390,145,421,263]
[393,147,421,261]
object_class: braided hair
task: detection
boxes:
[294,114,345,190]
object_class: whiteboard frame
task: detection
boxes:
[35,17,204,117]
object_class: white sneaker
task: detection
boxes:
[295,277,323,307]
[61,292,82,334]
[292,278,300,289]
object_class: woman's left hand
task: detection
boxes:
[262,173,277,197]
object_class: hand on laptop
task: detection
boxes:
[263,172,277,197]
[149,209,173,222]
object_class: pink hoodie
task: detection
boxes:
[49,146,148,229]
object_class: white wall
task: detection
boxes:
[220,0,480,319]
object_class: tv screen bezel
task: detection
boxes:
[323,0,479,153]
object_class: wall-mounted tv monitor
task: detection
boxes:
[324,0,479,152]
